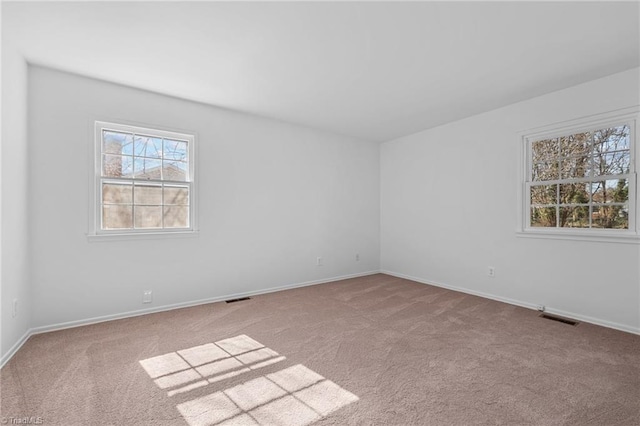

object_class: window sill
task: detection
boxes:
[516,229,640,244]
[87,230,199,242]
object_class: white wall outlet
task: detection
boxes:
[487,266,495,277]
[316,257,323,267]
[355,253,360,261]
[12,299,18,318]
[536,305,546,312]
[143,290,153,304]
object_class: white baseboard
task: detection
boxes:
[1,270,380,368]
[0,329,31,369]
[5,268,634,369]
[380,270,640,336]
[30,270,380,335]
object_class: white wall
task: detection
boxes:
[27,66,380,330]
[1,42,32,360]
[381,68,640,333]
[3,59,638,365]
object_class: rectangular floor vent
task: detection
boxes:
[539,313,579,326]
[225,297,251,304]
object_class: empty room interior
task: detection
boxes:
[2,1,640,425]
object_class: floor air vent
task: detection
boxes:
[225,297,251,304]
[539,313,579,326]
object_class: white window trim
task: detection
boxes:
[88,121,198,241]
[516,106,640,244]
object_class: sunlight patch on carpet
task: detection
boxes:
[140,335,359,426]
[139,352,191,379]
[176,364,358,426]
[139,335,285,394]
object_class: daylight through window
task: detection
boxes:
[95,122,194,234]
[525,122,635,232]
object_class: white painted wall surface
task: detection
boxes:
[1,45,32,359]
[27,66,380,330]
[381,68,640,333]
[4,62,638,365]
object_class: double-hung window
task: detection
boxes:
[520,108,639,242]
[92,121,196,237]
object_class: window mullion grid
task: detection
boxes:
[589,130,596,229]
[97,122,194,234]
[97,129,102,233]
[525,138,531,228]
[555,182,560,228]
[524,116,637,234]
[528,138,534,182]
[132,133,137,230]
[99,177,104,231]
[588,181,593,229]
[630,172,637,232]
[631,121,637,233]
[161,138,165,230]
[529,173,630,187]
[555,149,560,228]
[99,128,108,232]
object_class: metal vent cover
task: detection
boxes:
[225,297,251,304]
[539,313,579,326]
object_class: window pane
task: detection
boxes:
[532,161,559,181]
[530,207,556,227]
[164,186,189,205]
[530,184,556,205]
[103,183,133,204]
[134,158,162,179]
[559,206,589,228]
[163,139,188,161]
[559,182,589,205]
[97,123,194,234]
[591,179,628,204]
[531,139,559,162]
[103,205,133,229]
[164,206,189,228]
[560,156,590,179]
[592,205,628,229]
[134,135,163,158]
[594,125,630,153]
[560,132,591,158]
[135,206,162,228]
[592,150,630,176]
[103,155,133,177]
[103,131,133,155]
[134,184,162,205]
[162,160,187,181]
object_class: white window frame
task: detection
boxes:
[517,106,640,244]
[88,121,198,241]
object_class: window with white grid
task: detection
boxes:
[520,109,639,242]
[93,121,195,236]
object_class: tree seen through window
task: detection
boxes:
[529,125,630,229]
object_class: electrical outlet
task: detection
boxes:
[316,257,323,267]
[355,253,360,261]
[12,299,18,318]
[143,290,153,304]
[487,267,495,277]
[536,305,546,312]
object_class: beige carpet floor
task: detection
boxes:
[1,274,639,425]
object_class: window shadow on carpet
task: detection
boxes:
[139,334,359,426]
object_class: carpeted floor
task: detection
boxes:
[1,274,639,425]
